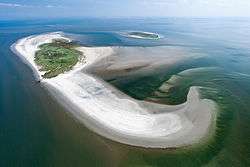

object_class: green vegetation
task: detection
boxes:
[35,39,81,78]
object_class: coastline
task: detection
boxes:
[11,32,217,148]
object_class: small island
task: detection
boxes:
[125,31,161,39]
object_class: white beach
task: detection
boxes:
[12,32,217,148]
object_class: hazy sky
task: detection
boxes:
[1,0,250,20]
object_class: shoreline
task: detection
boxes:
[12,32,217,148]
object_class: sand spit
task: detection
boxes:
[12,32,217,148]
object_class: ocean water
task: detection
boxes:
[0,18,250,167]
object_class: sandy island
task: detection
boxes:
[122,31,161,39]
[12,32,217,148]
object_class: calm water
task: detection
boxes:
[0,18,250,167]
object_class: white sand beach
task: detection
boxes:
[12,32,217,148]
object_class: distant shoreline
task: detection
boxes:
[11,32,217,148]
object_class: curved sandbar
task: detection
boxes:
[12,32,217,148]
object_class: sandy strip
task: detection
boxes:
[12,32,217,148]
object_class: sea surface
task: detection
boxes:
[0,18,250,167]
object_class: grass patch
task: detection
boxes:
[35,39,81,78]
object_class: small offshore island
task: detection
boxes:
[124,31,161,39]
[12,32,217,148]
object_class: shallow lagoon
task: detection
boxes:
[0,18,250,166]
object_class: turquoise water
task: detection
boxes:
[0,18,250,166]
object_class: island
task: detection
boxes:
[12,32,217,148]
[124,31,161,39]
